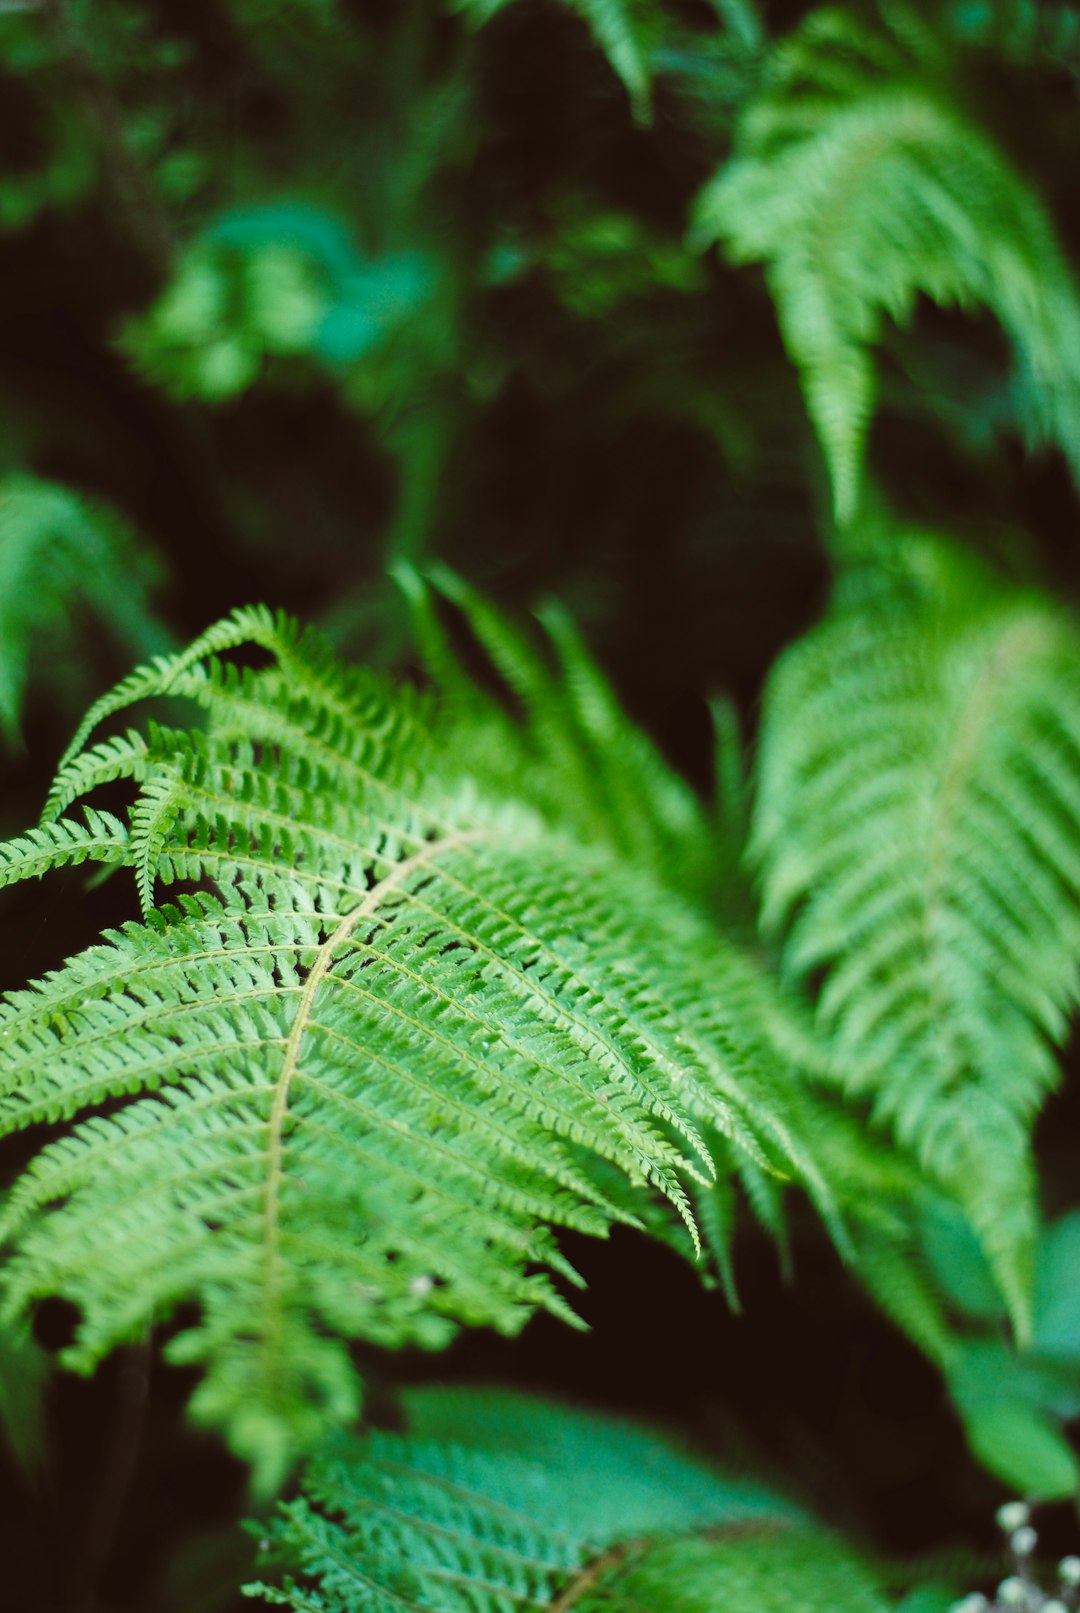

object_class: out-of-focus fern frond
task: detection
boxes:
[943,0,1080,75]
[693,7,1080,524]
[246,1387,895,1613]
[0,475,167,746]
[752,529,1080,1331]
[0,1315,48,1483]
[399,564,732,907]
[452,0,659,121]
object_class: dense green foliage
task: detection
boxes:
[3,1,1080,1611]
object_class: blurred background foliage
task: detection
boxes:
[3,0,1080,1609]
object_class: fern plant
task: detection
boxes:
[7,1,1080,1606]
[0,583,850,1491]
[2,536,1079,1508]
[2,532,1076,1525]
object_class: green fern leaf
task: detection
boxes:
[399,564,726,905]
[944,0,1080,73]
[0,1300,48,1482]
[570,0,654,120]
[0,809,131,889]
[0,607,829,1489]
[0,475,167,743]
[752,530,1080,1332]
[692,7,1080,523]
[246,1387,894,1613]
[452,0,656,122]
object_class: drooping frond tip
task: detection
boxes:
[693,7,1080,527]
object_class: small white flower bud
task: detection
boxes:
[949,1596,989,1613]
[1043,1601,1069,1613]
[996,1578,1029,1608]
[1060,1556,1080,1588]
[997,1502,1032,1534]
[1010,1525,1038,1557]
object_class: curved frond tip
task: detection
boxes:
[694,8,1080,524]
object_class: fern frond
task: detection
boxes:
[246,1387,894,1613]
[0,607,828,1488]
[401,565,725,905]
[569,0,654,121]
[944,0,1080,74]
[0,475,167,743]
[0,1310,47,1482]
[451,0,656,122]
[752,531,1080,1330]
[692,6,1080,523]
